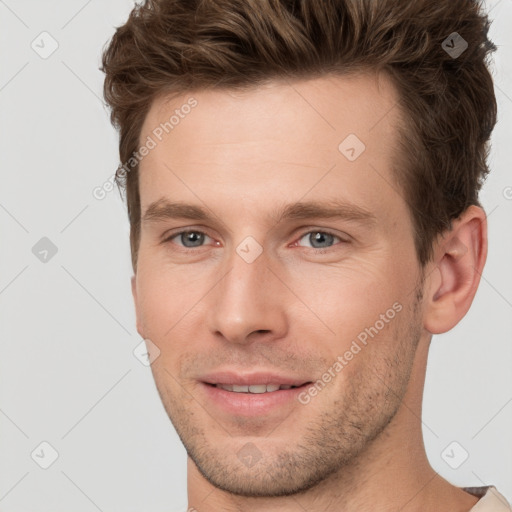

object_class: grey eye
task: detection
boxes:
[299,231,340,249]
[177,231,208,247]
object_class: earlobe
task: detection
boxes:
[423,206,488,335]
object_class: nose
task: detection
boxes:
[206,244,289,346]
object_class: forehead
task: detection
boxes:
[142,72,401,157]
[137,72,407,232]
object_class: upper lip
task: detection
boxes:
[199,370,312,387]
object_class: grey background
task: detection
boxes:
[0,1,511,510]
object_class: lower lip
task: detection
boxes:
[199,382,311,417]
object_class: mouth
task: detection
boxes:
[199,378,313,417]
[204,382,310,393]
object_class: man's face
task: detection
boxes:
[133,74,425,497]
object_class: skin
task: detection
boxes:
[131,73,487,511]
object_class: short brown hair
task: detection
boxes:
[102,0,497,273]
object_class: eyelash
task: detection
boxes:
[161,228,348,253]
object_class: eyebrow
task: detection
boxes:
[141,198,377,227]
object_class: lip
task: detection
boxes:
[198,370,312,417]
[200,382,312,417]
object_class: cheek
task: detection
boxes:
[134,263,181,337]
[135,237,417,346]
[134,260,211,368]
[287,263,405,343]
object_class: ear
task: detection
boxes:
[423,205,488,334]
[131,274,145,338]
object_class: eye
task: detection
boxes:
[162,228,347,252]
[165,230,214,249]
[295,230,345,250]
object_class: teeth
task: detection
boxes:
[215,383,294,393]
[217,384,233,391]
[248,384,267,393]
